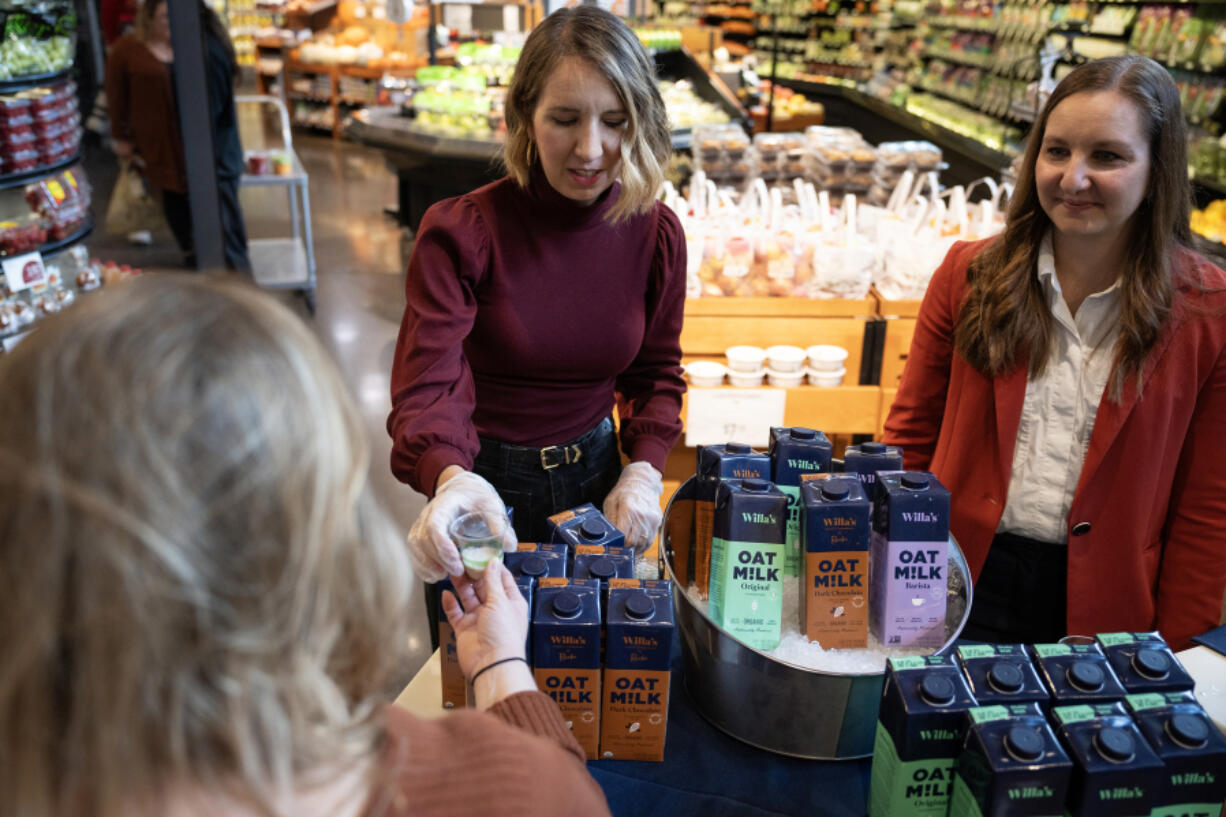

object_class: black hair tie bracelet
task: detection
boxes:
[469,656,528,686]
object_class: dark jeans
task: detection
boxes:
[425,417,623,649]
[961,531,1069,644]
[158,178,250,271]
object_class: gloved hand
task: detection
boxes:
[602,461,664,555]
[406,470,517,583]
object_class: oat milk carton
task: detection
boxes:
[949,703,1073,817]
[435,579,466,709]
[769,426,834,577]
[695,443,771,599]
[573,544,635,584]
[1096,632,1196,695]
[1030,642,1127,709]
[1051,702,1165,816]
[504,543,569,581]
[870,654,979,817]
[533,578,602,757]
[1123,691,1226,817]
[548,504,626,556]
[869,471,950,648]
[956,644,1051,712]
[515,575,533,668]
[843,441,904,500]
[707,478,787,650]
[600,579,674,761]
[799,474,869,648]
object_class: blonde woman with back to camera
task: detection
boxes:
[884,55,1226,649]
[0,275,611,817]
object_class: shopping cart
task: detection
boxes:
[236,94,317,314]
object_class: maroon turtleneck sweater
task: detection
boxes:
[388,170,687,497]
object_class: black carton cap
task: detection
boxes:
[579,518,605,540]
[626,592,656,620]
[1005,725,1045,762]
[552,591,582,618]
[820,481,850,501]
[987,662,1025,694]
[1167,712,1210,748]
[901,472,930,490]
[1067,661,1105,692]
[920,675,956,706]
[521,555,548,578]
[1094,727,1136,762]
[726,442,752,454]
[743,478,770,492]
[1131,648,1171,680]
[790,427,817,440]
[588,557,616,580]
[860,441,887,454]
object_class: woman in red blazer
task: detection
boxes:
[884,56,1226,650]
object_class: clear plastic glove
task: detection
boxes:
[406,470,517,583]
[602,461,664,555]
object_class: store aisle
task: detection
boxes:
[86,134,433,687]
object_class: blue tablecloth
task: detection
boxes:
[587,645,871,817]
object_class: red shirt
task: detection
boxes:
[388,170,687,496]
[883,238,1226,648]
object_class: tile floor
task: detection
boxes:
[85,132,434,687]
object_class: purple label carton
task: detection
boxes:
[869,471,950,648]
[1096,632,1196,695]
[1052,702,1165,816]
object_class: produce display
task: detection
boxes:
[0,3,75,81]
[0,164,91,257]
[0,80,81,175]
[0,247,138,336]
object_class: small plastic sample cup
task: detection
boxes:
[449,512,506,579]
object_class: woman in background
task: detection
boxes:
[106,0,249,270]
[884,56,1226,649]
[0,275,610,817]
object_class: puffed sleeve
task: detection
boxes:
[882,241,975,471]
[387,196,490,497]
[614,202,687,472]
[1156,297,1226,649]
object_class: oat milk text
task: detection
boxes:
[707,478,787,650]
[799,475,869,648]
[533,580,602,757]
[600,580,674,761]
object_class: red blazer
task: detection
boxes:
[884,238,1226,649]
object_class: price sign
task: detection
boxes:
[685,388,786,448]
[2,251,46,295]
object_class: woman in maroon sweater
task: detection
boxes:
[388,7,687,578]
[0,276,610,817]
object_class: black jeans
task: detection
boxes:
[961,531,1069,644]
[425,417,623,648]
[158,178,250,271]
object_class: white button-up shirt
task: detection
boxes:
[997,233,1123,544]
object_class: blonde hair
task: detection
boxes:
[0,275,413,817]
[503,5,671,223]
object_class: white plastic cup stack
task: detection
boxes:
[765,345,806,387]
[806,344,848,387]
[684,360,727,387]
[725,345,766,386]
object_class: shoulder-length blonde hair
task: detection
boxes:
[0,275,412,817]
[955,55,1193,401]
[503,5,671,223]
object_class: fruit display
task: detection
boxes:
[0,80,81,176]
[0,164,90,256]
[0,247,137,338]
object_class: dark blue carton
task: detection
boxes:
[515,575,534,668]
[504,543,569,581]
[870,654,979,817]
[547,503,626,553]
[533,578,602,758]
[1096,632,1196,695]
[956,644,1051,711]
[1051,702,1165,816]
[694,443,771,599]
[1030,642,1127,709]
[768,426,834,577]
[799,474,870,649]
[1124,691,1226,817]
[573,543,635,583]
[600,579,674,761]
[869,471,950,649]
[949,702,1073,817]
[434,579,466,709]
[843,441,904,499]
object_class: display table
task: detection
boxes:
[394,640,1226,817]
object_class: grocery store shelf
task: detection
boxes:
[39,220,93,257]
[0,151,83,192]
[0,67,72,94]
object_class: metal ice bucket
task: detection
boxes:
[661,474,973,759]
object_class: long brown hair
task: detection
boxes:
[954,56,1192,400]
[138,0,239,78]
[503,5,671,223]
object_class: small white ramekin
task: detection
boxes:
[765,345,807,373]
[685,360,727,387]
[728,367,766,387]
[807,366,846,387]
[725,345,767,373]
[806,344,849,372]
[767,367,806,387]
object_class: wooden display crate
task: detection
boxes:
[682,296,875,382]
[872,287,923,389]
